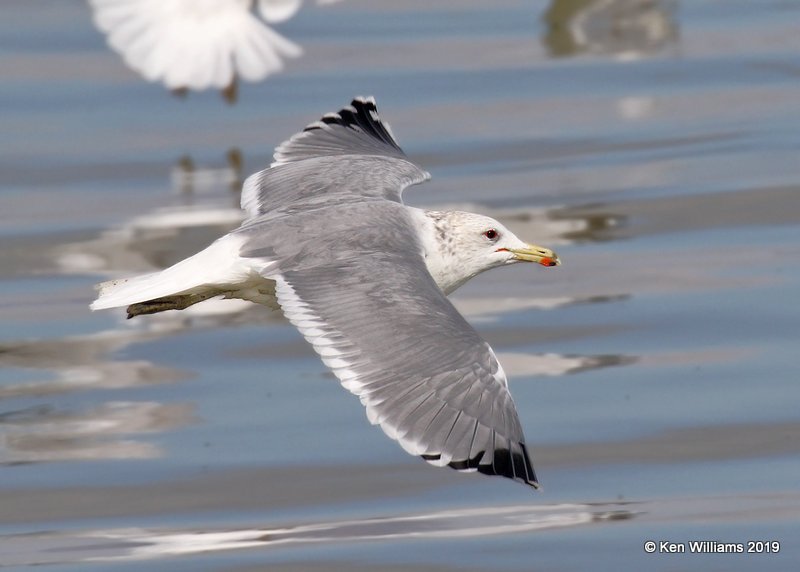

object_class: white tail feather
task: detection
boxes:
[90,234,254,311]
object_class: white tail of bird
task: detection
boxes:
[90,234,271,317]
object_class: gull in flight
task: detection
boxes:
[91,98,561,489]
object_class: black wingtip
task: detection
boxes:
[426,441,540,490]
[301,97,403,154]
[474,446,539,490]
[351,95,377,109]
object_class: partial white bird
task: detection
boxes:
[89,0,311,99]
[91,98,561,488]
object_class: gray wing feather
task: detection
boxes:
[260,214,538,488]
[241,97,430,220]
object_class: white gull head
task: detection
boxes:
[412,209,561,295]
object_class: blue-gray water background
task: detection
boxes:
[1,0,800,570]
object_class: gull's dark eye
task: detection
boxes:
[483,228,499,241]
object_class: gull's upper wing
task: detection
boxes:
[240,97,430,220]
[246,207,538,488]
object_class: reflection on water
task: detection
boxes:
[0,330,185,399]
[542,0,679,59]
[56,150,243,276]
[172,148,243,196]
[0,401,193,464]
[5,488,798,565]
[456,293,628,319]
[0,502,635,565]
[88,0,340,102]
[496,351,633,378]
[0,326,194,463]
[5,486,800,566]
[553,186,800,242]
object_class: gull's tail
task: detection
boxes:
[90,234,268,318]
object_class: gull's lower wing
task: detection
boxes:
[262,243,539,489]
